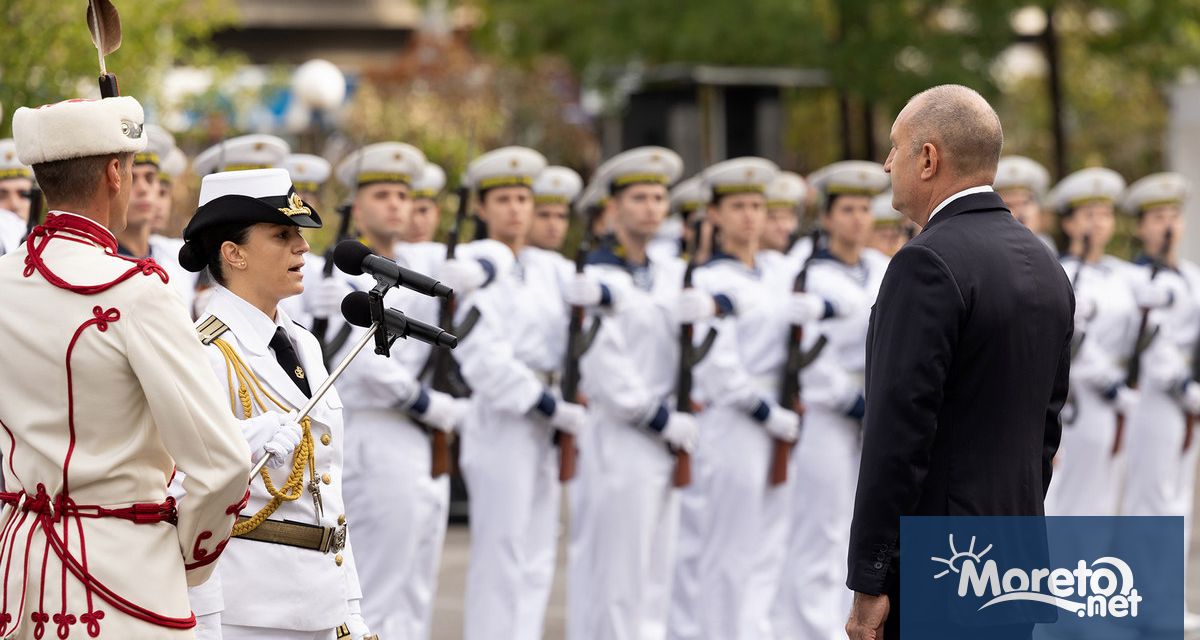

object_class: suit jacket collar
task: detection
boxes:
[921,191,1010,232]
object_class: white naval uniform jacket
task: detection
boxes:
[0,209,23,257]
[190,286,364,631]
[0,212,249,639]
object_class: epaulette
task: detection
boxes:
[195,315,230,346]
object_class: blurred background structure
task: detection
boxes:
[2,0,1199,250]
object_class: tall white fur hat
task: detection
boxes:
[13,97,147,165]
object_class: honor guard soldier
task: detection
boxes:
[0,139,34,256]
[1044,167,1144,517]
[1118,174,1200,542]
[563,146,704,640]
[772,161,889,640]
[150,145,189,240]
[528,165,583,252]
[578,178,612,240]
[326,141,469,639]
[669,157,853,640]
[403,161,447,244]
[759,171,808,268]
[994,155,1054,250]
[868,192,915,258]
[179,168,375,640]
[663,175,711,264]
[0,96,249,639]
[452,146,595,640]
[285,153,333,212]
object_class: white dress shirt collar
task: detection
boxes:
[927,185,994,223]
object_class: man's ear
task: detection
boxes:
[921,143,939,180]
[107,157,123,194]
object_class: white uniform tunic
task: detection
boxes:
[0,212,249,639]
[190,286,366,638]
[668,251,795,640]
[453,246,572,640]
[148,234,199,316]
[1045,255,1140,516]
[0,208,24,257]
[566,245,688,640]
[771,249,885,640]
[1121,258,1200,545]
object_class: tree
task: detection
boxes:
[0,0,239,136]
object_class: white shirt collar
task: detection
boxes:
[208,285,294,356]
[927,185,994,223]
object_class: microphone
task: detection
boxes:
[341,291,458,349]
[333,240,453,299]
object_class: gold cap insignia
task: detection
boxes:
[254,142,265,151]
[509,158,519,169]
[278,192,313,218]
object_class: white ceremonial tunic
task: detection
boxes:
[453,245,572,640]
[771,249,885,640]
[188,286,365,637]
[149,234,199,317]
[0,212,249,639]
[1045,255,1140,516]
[1121,258,1200,546]
[566,245,688,640]
[668,252,795,640]
[0,208,24,257]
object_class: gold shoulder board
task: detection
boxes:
[196,315,230,346]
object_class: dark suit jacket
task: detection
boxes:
[847,191,1073,601]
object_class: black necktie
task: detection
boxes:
[269,326,312,397]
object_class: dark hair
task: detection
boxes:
[179,222,253,285]
[32,152,133,205]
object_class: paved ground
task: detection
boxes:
[425,489,1200,639]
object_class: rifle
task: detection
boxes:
[425,182,472,477]
[21,183,43,243]
[1068,233,1091,360]
[674,217,719,488]
[558,229,601,482]
[1185,320,1199,453]
[1116,227,1171,456]
[773,228,827,486]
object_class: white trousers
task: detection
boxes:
[1121,389,1200,555]
[1045,387,1124,516]
[668,406,792,640]
[221,622,333,639]
[771,407,861,640]
[568,408,680,640]
[460,408,561,640]
[343,410,450,640]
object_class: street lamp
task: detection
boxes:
[291,59,348,153]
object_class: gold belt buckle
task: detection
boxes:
[331,523,348,554]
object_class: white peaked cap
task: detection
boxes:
[765,171,808,208]
[533,166,584,205]
[412,163,447,199]
[994,156,1050,199]
[198,168,296,207]
[807,161,889,200]
[193,134,291,176]
[137,124,176,167]
[1121,172,1191,215]
[594,146,683,194]
[0,139,32,180]
[335,142,426,188]
[1046,167,1126,214]
[158,147,189,183]
[872,192,902,222]
[670,175,710,214]
[284,153,332,190]
[466,146,546,191]
[703,157,779,195]
[13,96,147,165]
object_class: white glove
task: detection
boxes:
[239,410,301,468]
[438,258,488,295]
[1073,296,1097,332]
[676,288,716,324]
[310,277,352,320]
[261,411,303,469]
[1133,280,1173,309]
[550,401,588,436]
[564,274,604,307]
[345,611,372,640]
[1144,346,1189,392]
[784,292,827,325]
[1182,381,1200,415]
[1113,386,1140,415]
[1075,358,1124,395]
[417,390,466,433]
[661,411,698,452]
[764,405,800,443]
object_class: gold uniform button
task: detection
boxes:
[322,473,332,485]
[335,553,344,566]
[321,434,332,446]
[338,514,347,526]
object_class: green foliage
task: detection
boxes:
[0,0,239,136]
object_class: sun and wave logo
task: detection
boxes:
[931,534,1142,619]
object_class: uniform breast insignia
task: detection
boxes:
[294,365,306,379]
[196,315,230,345]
